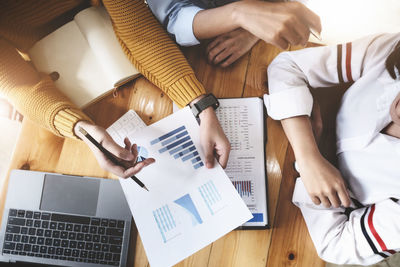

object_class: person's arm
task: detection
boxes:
[265,33,400,207]
[193,1,321,50]
[293,179,400,265]
[146,0,205,46]
[0,38,151,178]
[103,0,230,168]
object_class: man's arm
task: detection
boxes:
[193,1,321,49]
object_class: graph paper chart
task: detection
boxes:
[198,180,226,215]
[150,125,204,169]
[152,205,181,243]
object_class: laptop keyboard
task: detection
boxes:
[3,209,125,266]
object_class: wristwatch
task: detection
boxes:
[190,93,220,117]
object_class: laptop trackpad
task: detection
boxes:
[40,174,100,216]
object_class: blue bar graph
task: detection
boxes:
[159,135,191,153]
[182,151,198,162]
[191,157,201,164]
[198,180,222,215]
[153,205,177,243]
[150,126,186,145]
[169,141,193,155]
[150,125,204,170]
[161,131,188,146]
[174,146,196,159]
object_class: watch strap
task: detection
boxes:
[191,94,220,117]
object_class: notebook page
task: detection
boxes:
[74,7,139,86]
[29,21,113,107]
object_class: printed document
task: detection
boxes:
[107,108,252,267]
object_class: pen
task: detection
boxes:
[310,28,322,41]
[78,127,149,191]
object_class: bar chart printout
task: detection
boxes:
[198,180,226,215]
[153,194,203,243]
[153,205,180,243]
[232,180,253,198]
[150,126,204,170]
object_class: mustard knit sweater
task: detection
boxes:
[0,0,205,138]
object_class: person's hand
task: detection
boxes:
[74,121,155,178]
[234,1,321,49]
[199,108,231,168]
[206,28,259,67]
[297,154,351,208]
[193,103,230,168]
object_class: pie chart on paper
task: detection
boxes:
[136,146,148,162]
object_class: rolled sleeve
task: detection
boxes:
[263,86,313,120]
[167,5,203,46]
[147,0,204,46]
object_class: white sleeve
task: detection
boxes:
[292,178,400,265]
[147,0,204,46]
[264,33,400,120]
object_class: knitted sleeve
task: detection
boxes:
[0,38,92,138]
[102,0,206,108]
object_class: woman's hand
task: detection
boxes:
[297,154,351,208]
[74,121,155,178]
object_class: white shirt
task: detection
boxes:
[264,33,400,265]
[265,32,400,205]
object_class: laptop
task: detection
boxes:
[0,170,132,267]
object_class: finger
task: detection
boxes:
[122,158,156,178]
[102,136,134,161]
[320,196,332,208]
[213,47,232,65]
[281,26,303,47]
[216,147,230,169]
[207,35,224,54]
[311,196,321,205]
[203,141,215,169]
[272,35,289,50]
[328,191,341,208]
[291,20,311,46]
[208,44,228,64]
[124,137,131,150]
[300,5,322,34]
[220,52,242,68]
[131,143,139,162]
[337,187,351,208]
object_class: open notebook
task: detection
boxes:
[29,7,140,108]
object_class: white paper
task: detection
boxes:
[108,108,252,267]
[216,98,268,227]
[28,7,139,107]
[29,21,113,107]
[74,7,138,85]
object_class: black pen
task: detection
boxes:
[78,127,149,191]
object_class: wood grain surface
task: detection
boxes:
[1,41,325,267]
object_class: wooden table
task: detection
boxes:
[0,41,325,267]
